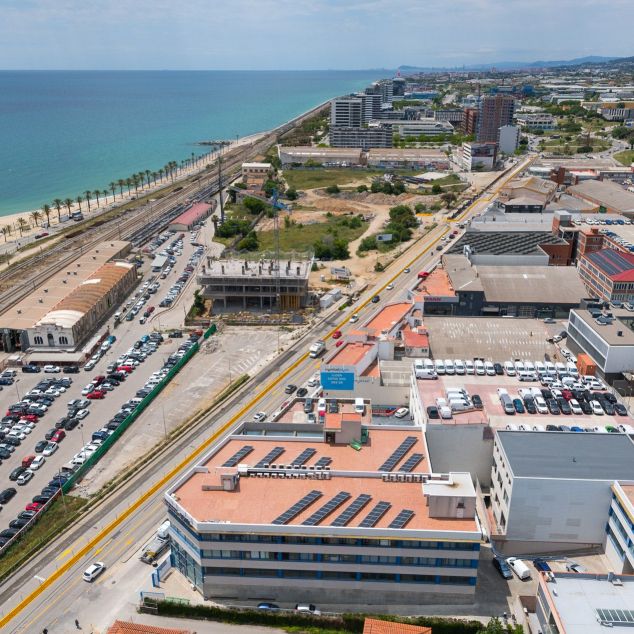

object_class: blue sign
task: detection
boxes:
[321,370,355,391]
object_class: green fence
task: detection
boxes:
[203,323,217,339]
[62,334,206,493]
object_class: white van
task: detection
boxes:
[447,388,469,400]
[535,361,546,376]
[506,557,531,580]
[444,359,455,375]
[514,360,525,374]
[454,359,466,375]
[484,361,496,376]
[566,362,579,377]
[434,359,446,375]
[554,362,567,375]
[544,361,556,376]
[504,361,516,376]
[423,358,435,371]
[500,393,515,415]
[439,406,452,419]
[449,399,470,412]
[474,360,485,375]
[465,360,475,375]
[354,398,365,415]
[414,360,437,380]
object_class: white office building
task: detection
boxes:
[497,125,521,154]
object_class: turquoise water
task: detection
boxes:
[0,70,378,216]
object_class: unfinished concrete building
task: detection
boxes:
[198,258,311,311]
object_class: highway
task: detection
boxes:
[0,155,535,632]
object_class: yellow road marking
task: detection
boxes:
[0,215,453,629]
[55,548,72,562]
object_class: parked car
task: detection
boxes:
[492,556,513,580]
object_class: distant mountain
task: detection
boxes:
[398,56,622,73]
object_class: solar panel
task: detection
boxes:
[388,509,415,529]
[314,457,332,468]
[272,490,322,525]
[222,445,254,467]
[378,436,418,472]
[398,453,424,472]
[291,448,317,467]
[596,608,634,626]
[331,494,372,527]
[359,501,391,528]
[302,491,351,526]
[255,446,285,468]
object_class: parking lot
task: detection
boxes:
[425,317,561,362]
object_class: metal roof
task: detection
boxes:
[568,180,634,213]
[585,248,634,282]
[447,231,567,256]
[497,431,634,480]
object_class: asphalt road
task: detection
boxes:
[0,156,535,632]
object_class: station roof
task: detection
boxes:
[0,240,130,331]
[170,428,479,534]
[169,202,211,228]
[497,430,634,480]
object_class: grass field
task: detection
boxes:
[283,169,387,191]
[615,150,634,166]
[257,216,368,253]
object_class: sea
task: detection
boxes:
[0,70,380,217]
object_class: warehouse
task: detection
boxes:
[567,180,634,217]
[169,202,213,231]
[277,146,363,167]
[0,240,134,353]
[366,148,449,170]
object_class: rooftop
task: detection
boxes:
[584,248,634,282]
[0,241,130,331]
[201,258,311,280]
[364,302,412,336]
[106,621,189,634]
[363,619,432,634]
[328,341,374,367]
[571,309,634,346]
[170,429,479,534]
[503,176,557,197]
[447,230,567,257]
[415,268,459,297]
[401,325,429,348]
[568,180,634,213]
[366,148,446,160]
[279,146,363,159]
[497,430,634,480]
[170,202,211,227]
[540,573,634,634]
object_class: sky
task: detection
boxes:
[1,0,632,70]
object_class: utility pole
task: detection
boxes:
[217,156,225,223]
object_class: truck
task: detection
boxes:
[140,520,171,564]
[308,340,326,358]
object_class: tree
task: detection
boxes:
[84,190,92,212]
[102,189,109,205]
[237,231,259,251]
[432,183,442,194]
[441,192,457,207]
[64,198,73,216]
[193,289,205,313]
[358,235,378,252]
[93,190,101,207]
[117,179,125,196]
[393,180,405,195]
[389,205,417,228]
[357,184,368,193]
[41,203,52,227]
[53,198,63,223]
[415,202,427,213]
[286,188,298,201]
[145,169,152,188]
[370,181,383,193]
[30,210,42,227]
[110,181,117,201]
[17,217,28,236]
[243,197,266,215]
[125,177,133,194]
[1,226,11,242]
[325,184,340,195]
[210,214,219,232]
[76,195,83,212]
[476,617,516,634]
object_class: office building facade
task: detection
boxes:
[477,95,516,143]
[330,126,393,149]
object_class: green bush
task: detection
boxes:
[357,184,368,193]
[286,188,298,200]
[326,184,341,195]
[243,197,266,215]
[237,231,259,251]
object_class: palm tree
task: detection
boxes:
[53,198,63,223]
[158,168,165,182]
[17,217,28,236]
[110,181,118,201]
[191,152,196,168]
[132,174,140,194]
[76,195,83,212]
[117,179,125,196]
[152,171,158,185]
[64,198,73,217]
[145,170,152,188]
[30,210,42,227]
[1,226,11,242]
[93,189,101,207]
[211,214,219,232]
[102,189,109,205]
[84,190,92,212]
[125,177,133,194]
[41,204,52,228]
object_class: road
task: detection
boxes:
[0,156,535,632]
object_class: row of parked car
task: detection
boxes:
[158,243,203,308]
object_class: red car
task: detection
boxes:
[417,271,430,280]
[561,389,573,401]
[25,502,43,512]
[87,390,105,400]
[51,430,66,443]
[335,340,344,347]
[146,306,155,314]
[22,414,39,423]
[116,365,133,373]
[332,330,342,339]
[93,375,106,385]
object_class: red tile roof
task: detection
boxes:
[363,618,432,634]
[402,325,429,348]
[171,202,211,227]
[107,621,190,634]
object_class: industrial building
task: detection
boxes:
[197,258,311,311]
[241,162,272,194]
[568,180,634,216]
[169,202,213,232]
[567,307,634,377]
[278,147,363,167]
[498,176,558,208]
[490,431,634,555]
[606,481,634,574]
[366,148,450,170]
[577,248,634,303]
[165,420,481,605]
[0,240,133,353]
[416,253,585,318]
[535,572,634,634]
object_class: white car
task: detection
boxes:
[42,442,59,456]
[253,412,267,422]
[464,360,475,374]
[569,399,583,415]
[349,314,359,324]
[17,469,35,486]
[30,455,46,470]
[394,407,410,419]
[534,396,549,414]
[83,562,106,582]
[454,360,466,375]
[591,400,604,415]
[484,361,496,376]
[81,383,96,395]
[76,409,89,420]
[307,374,320,388]
[43,365,61,373]
[317,398,327,415]
[83,360,97,371]
[386,283,394,290]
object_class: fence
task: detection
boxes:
[62,334,205,493]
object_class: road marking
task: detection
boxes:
[55,548,72,562]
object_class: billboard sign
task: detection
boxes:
[424,295,459,303]
[377,234,393,242]
[321,370,355,391]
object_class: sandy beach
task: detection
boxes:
[0,131,267,250]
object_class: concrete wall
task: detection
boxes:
[506,477,614,547]
[426,424,494,487]
[322,378,410,407]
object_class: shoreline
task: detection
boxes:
[0,97,331,250]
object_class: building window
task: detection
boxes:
[59,336,68,345]
[33,336,44,345]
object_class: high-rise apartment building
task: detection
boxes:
[477,95,515,143]
[461,108,479,136]
[331,94,380,127]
